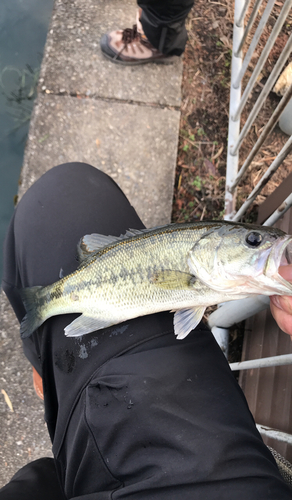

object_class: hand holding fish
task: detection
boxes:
[270,265,292,337]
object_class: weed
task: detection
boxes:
[0,64,39,131]
[180,129,189,138]
[192,176,202,190]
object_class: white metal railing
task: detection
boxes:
[224,0,292,221]
[208,1,292,447]
[230,353,292,371]
[256,424,292,445]
[210,0,292,349]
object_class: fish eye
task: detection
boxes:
[245,231,263,247]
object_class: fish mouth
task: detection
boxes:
[280,239,292,266]
[266,236,292,294]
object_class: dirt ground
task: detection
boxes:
[172,0,292,224]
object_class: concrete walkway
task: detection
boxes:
[0,0,182,487]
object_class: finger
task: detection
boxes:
[270,264,292,314]
[270,294,292,315]
[270,298,292,337]
[278,264,292,281]
[269,265,292,336]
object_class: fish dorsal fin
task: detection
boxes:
[174,306,206,339]
[77,233,121,261]
[77,227,160,262]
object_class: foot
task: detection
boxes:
[100,24,175,66]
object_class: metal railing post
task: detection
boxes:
[224,0,245,219]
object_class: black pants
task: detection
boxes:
[1,163,291,499]
[138,0,194,55]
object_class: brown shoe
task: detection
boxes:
[32,367,44,400]
[100,24,175,65]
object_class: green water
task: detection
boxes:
[0,0,54,282]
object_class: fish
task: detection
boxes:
[19,221,292,340]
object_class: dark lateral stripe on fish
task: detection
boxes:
[49,282,65,302]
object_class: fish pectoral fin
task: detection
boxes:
[152,270,196,290]
[64,314,113,337]
[174,306,206,340]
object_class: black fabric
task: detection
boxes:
[137,1,194,55]
[1,162,292,499]
[0,458,65,500]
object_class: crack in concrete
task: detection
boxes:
[39,89,180,111]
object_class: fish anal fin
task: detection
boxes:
[64,314,113,337]
[152,270,196,290]
[174,306,206,340]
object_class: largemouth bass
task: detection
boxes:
[20,221,292,340]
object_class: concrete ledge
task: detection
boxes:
[19,93,180,227]
[39,0,183,107]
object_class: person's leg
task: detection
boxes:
[2,162,292,499]
[2,162,144,373]
[138,0,194,55]
[0,459,65,500]
[100,1,194,65]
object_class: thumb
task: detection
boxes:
[278,264,292,281]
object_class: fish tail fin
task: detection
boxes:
[19,286,45,339]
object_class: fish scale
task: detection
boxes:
[19,221,292,340]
